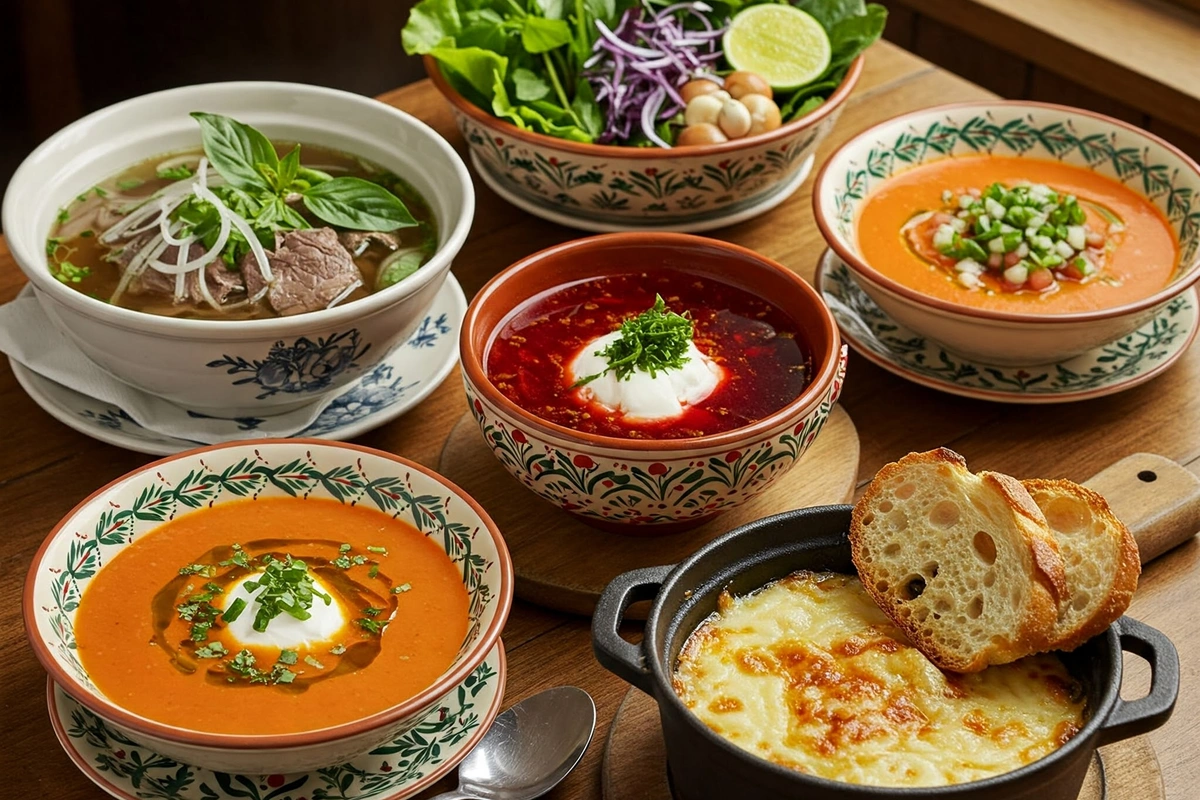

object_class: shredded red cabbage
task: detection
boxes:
[585,1,728,147]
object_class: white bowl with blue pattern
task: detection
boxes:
[813,101,1200,365]
[3,82,474,415]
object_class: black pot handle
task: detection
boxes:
[592,564,674,695]
[1097,615,1180,747]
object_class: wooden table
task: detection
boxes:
[1,39,1197,799]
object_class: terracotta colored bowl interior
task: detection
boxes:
[462,233,840,450]
[425,55,864,159]
[23,438,514,752]
[813,100,1200,326]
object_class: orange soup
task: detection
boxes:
[75,497,469,735]
[857,156,1178,314]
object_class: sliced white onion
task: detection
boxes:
[195,183,273,286]
[110,236,170,305]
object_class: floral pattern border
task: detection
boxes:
[822,258,1197,396]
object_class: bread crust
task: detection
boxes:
[1021,478,1141,652]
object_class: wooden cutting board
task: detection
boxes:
[438,405,859,616]
[600,451,1200,800]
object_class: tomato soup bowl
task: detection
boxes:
[427,55,862,233]
[23,439,513,774]
[813,102,1200,366]
[2,81,474,417]
[460,232,847,533]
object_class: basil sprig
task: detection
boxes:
[190,112,417,232]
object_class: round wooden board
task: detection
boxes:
[601,688,1164,800]
[438,406,859,616]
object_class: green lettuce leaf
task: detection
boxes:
[429,46,509,99]
[402,0,462,54]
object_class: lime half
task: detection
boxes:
[723,5,832,90]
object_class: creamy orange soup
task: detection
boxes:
[75,497,469,735]
[857,156,1178,314]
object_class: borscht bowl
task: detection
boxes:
[2,81,474,416]
[23,439,513,774]
[460,232,847,532]
[428,55,863,233]
[813,101,1200,365]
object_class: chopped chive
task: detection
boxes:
[368,564,380,579]
[362,606,384,617]
[222,597,248,623]
[392,583,412,594]
[366,545,388,555]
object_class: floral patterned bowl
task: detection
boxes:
[813,101,1200,365]
[459,233,847,533]
[3,82,474,416]
[427,56,862,233]
[23,439,513,774]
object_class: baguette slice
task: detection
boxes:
[1022,478,1140,652]
[850,448,1067,673]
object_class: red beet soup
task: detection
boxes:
[485,270,812,439]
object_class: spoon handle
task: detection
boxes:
[424,789,476,800]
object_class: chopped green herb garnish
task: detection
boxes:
[278,649,298,665]
[276,669,297,684]
[51,262,91,285]
[222,648,297,685]
[368,564,380,579]
[330,643,347,655]
[45,237,63,256]
[195,641,228,659]
[573,295,693,387]
[221,597,248,623]
[366,545,388,555]
[218,543,251,568]
[352,554,368,566]
[157,164,195,181]
[93,186,108,198]
[240,554,331,632]
[79,229,94,238]
[304,655,325,669]
[333,555,352,569]
[179,563,215,576]
[228,649,258,676]
[339,543,353,554]
[392,583,412,594]
[362,606,384,617]
[56,208,69,224]
[357,617,388,636]
[117,178,144,191]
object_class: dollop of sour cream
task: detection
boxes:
[570,330,724,420]
[222,572,346,649]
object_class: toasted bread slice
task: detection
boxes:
[1022,478,1140,652]
[850,448,1067,673]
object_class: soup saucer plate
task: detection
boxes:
[46,642,505,800]
[10,275,466,454]
[815,249,1199,404]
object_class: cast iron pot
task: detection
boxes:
[593,505,1179,800]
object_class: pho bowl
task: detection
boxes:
[813,101,1200,366]
[3,81,474,416]
[428,55,862,233]
[593,505,1179,800]
[23,439,513,774]
[459,232,847,533]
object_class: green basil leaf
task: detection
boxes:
[521,16,572,53]
[377,250,426,290]
[513,67,551,102]
[302,177,417,231]
[402,0,462,55]
[278,145,301,191]
[191,112,278,193]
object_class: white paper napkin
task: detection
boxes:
[0,286,368,444]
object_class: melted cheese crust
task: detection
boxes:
[672,571,1084,787]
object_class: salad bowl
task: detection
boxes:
[23,439,513,774]
[813,101,1200,365]
[459,233,847,532]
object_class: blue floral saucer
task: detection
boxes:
[816,250,1199,404]
[12,276,466,454]
[47,643,505,800]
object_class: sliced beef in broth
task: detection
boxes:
[339,230,401,256]
[243,228,364,316]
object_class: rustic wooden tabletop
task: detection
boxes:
[2,40,1197,798]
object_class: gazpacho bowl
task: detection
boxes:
[813,101,1200,365]
[2,81,474,416]
[459,232,847,533]
[23,439,513,774]
[428,55,862,233]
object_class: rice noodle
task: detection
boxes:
[110,236,170,305]
[326,279,363,310]
[193,182,274,286]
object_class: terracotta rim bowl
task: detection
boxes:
[23,439,514,754]
[813,100,1200,326]
[426,55,864,159]
[460,232,843,453]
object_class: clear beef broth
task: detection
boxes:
[47,144,437,320]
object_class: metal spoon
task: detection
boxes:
[429,686,597,800]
